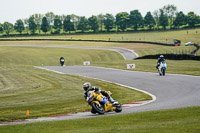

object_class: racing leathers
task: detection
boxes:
[156,57,165,69]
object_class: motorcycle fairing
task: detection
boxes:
[101,96,108,104]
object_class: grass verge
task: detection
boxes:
[2,28,200,44]
[0,106,199,133]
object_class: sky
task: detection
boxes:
[0,0,200,24]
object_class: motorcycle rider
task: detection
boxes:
[156,55,165,69]
[60,57,65,66]
[83,82,115,103]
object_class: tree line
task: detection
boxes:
[0,4,200,36]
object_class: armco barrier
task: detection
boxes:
[0,39,174,46]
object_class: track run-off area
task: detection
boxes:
[0,44,200,125]
[0,44,138,60]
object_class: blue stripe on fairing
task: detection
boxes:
[101,96,108,104]
[88,95,94,102]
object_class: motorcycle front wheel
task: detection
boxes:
[60,62,64,66]
[91,108,96,114]
[91,102,105,115]
[115,104,122,113]
[162,69,165,76]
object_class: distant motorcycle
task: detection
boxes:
[60,57,65,66]
[158,61,167,76]
[87,90,122,115]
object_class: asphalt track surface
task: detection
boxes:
[40,66,200,112]
[0,44,138,60]
[0,44,200,125]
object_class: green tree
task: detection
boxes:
[104,13,115,32]
[3,22,13,35]
[53,15,62,34]
[45,12,55,33]
[153,10,160,30]
[14,19,24,34]
[187,12,199,27]
[23,19,29,34]
[45,12,55,25]
[59,15,66,33]
[70,14,80,32]
[78,16,88,32]
[60,15,66,24]
[0,23,3,33]
[144,12,155,30]
[115,12,129,31]
[130,10,144,30]
[173,11,187,28]
[41,17,49,34]
[63,15,74,33]
[32,14,43,33]
[97,14,105,32]
[28,16,37,34]
[88,15,99,32]
[159,9,168,30]
[163,4,177,29]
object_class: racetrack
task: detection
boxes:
[0,44,199,125]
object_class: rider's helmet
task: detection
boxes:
[83,82,91,91]
[160,55,164,59]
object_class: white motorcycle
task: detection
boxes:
[158,61,167,76]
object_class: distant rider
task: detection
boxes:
[156,55,165,69]
[60,57,65,66]
[83,82,115,103]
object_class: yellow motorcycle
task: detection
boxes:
[87,90,122,114]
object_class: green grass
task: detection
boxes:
[0,47,151,122]
[0,46,124,66]
[1,106,199,133]
[2,28,200,44]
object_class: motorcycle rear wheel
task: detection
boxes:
[91,102,105,115]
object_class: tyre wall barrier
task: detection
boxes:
[0,39,174,46]
[136,54,200,61]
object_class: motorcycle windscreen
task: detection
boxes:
[161,62,167,68]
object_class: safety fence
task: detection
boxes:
[136,54,200,60]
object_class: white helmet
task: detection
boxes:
[160,55,164,58]
[83,82,91,91]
